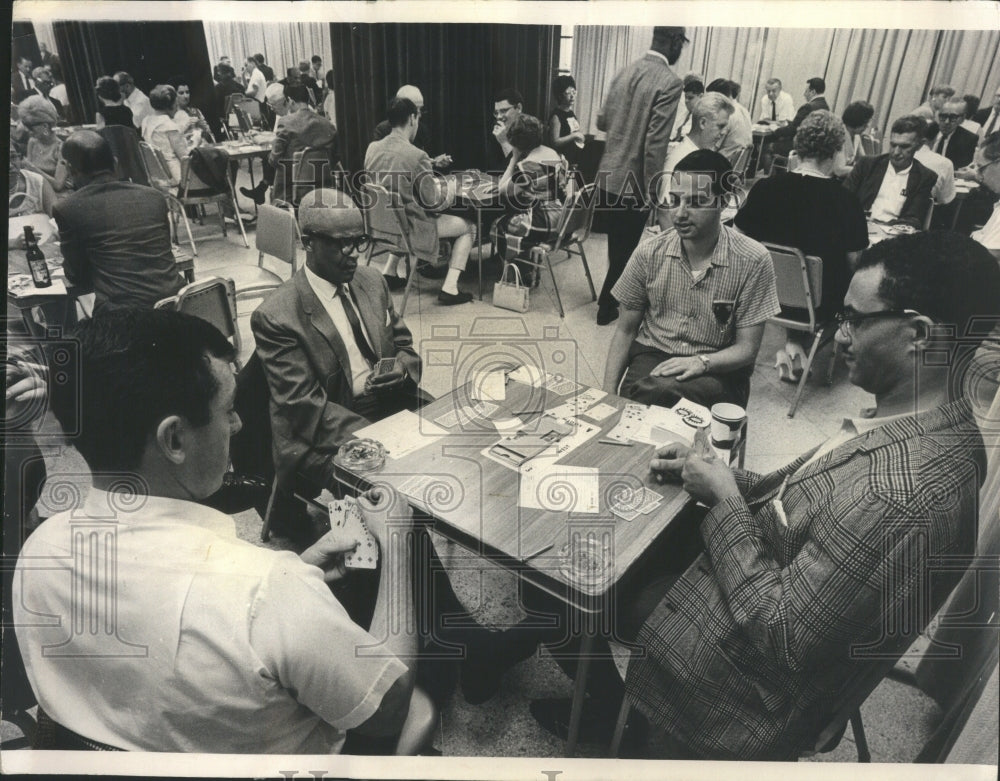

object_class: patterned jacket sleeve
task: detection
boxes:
[698,443,978,673]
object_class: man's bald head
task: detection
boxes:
[62,130,116,178]
[396,84,424,109]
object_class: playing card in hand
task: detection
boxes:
[328,498,379,570]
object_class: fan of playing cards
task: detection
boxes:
[328,497,379,569]
[334,438,387,472]
[558,536,613,590]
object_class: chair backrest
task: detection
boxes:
[765,242,823,328]
[291,146,339,206]
[256,204,298,269]
[100,125,149,186]
[138,141,173,192]
[770,155,789,176]
[182,146,232,197]
[554,183,598,250]
[860,134,881,157]
[172,277,243,362]
[732,145,753,179]
[361,181,416,256]
[923,198,935,231]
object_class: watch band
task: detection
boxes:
[696,354,711,372]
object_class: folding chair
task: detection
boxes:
[99,124,149,185]
[520,183,599,317]
[360,181,425,317]
[860,134,881,157]
[255,203,299,275]
[764,242,833,417]
[137,140,197,255]
[154,276,244,369]
[176,147,251,253]
[769,154,789,176]
[732,145,753,180]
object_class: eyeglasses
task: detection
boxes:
[937,113,963,121]
[302,233,372,254]
[834,308,921,336]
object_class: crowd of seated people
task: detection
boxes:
[6,27,1000,761]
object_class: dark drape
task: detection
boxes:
[329,24,559,174]
[51,21,213,130]
[11,22,41,70]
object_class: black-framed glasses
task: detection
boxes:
[302,232,372,255]
[937,113,963,121]
[834,308,921,336]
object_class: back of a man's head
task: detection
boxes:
[284,84,310,105]
[396,84,423,106]
[216,63,236,81]
[113,71,133,86]
[981,130,1000,163]
[62,130,116,177]
[929,84,955,100]
[51,309,236,475]
[387,96,418,128]
[807,77,826,95]
[691,92,734,125]
[856,231,1000,355]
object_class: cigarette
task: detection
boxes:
[598,439,633,446]
[522,543,553,562]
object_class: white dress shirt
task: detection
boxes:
[757,90,795,123]
[972,201,1000,250]
[914,145,956,205]
[870,162,912,222]
[305,265,376,395]
[124,87,152,128]
[980,109,1000,140]
[245,66,266,100]
[13,488,406,753]
[659,135,699,201]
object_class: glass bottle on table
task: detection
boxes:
[24,226,52,288]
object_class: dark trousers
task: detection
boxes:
[621,341,752,409]
[598,192,650,311]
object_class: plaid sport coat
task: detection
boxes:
[625,398,984,760]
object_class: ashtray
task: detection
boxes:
[334,438,387,472]
[558,536,613,590]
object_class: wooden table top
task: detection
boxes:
[334,378,692,608]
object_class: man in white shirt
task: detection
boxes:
[113,71,151,128]
[971,131,1000,251]
[13,307,421,753]
[977,89,1000,142]
[844,115,938,228]
[658,92,734,229]
[757,78,795,124]
[915,120,956,206]
[243,56,266,101]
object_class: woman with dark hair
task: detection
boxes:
[837,100,875,175]
[94,75,135,129]
[491,113,567,285]
[548,74,584,168]
[170,79,214,146]
[735,110,868,381]
[141,84,187,185]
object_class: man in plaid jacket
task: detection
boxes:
[623,231,998,759]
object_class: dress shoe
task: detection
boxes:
[239,183,268,205]
[460,624,541,704]
[774,350,801,383]
[418,262,449,279]
[438,290,473,306]
[596,305,619,326]
[383,274,407,291]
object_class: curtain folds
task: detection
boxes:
[52,21,107,126]
[330,24,559,174]
[573,25,1000,147]
[202,21,332,85]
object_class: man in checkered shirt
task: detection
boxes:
[603,149,780,409]
[622,230,997,759]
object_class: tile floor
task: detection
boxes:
[3,183,953,763]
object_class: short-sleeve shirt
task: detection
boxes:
[611,225,781,356]
[13,489,406,753]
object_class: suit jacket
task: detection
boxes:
[53,175,183,312]
[843,154,937,227]
[625,398,982,760]
[364,132,441,261]
[595,52,683,203]
[250,266,422,489]
[269,108,338,202]
[12,71,34,103]
[770,96,829,143]
[974,106,999,138]
[933,125,977,170]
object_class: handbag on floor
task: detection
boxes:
[492,262,530,313]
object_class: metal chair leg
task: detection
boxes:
[788,333,823,418]
[577,242,597,300]
[850,709,871,762]
[260,477,279,542]
[608,696,631,757]
[398,254,417,317]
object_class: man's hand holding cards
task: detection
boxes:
[365,356,407,396]
[328,498,379,569]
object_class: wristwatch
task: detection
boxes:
[696,354,711,373]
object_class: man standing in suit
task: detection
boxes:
[594,26,686,326]
[932,97,978,170]
[765,77,830,160]
[251,189,425,493]
[54,131,184,313]
[12,56,34,103]
[844,115,938,228]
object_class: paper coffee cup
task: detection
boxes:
[710,403,746,448]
